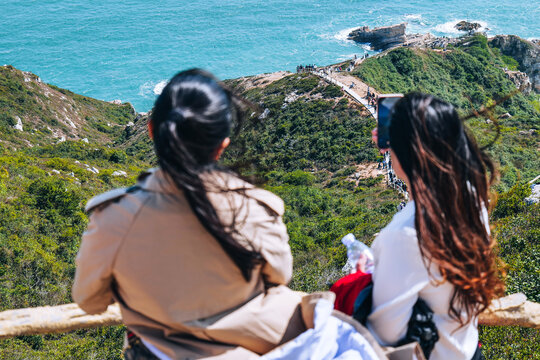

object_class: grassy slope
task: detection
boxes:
[0,144,150,358]
[225,73,402,291]
[0,65,136,148]
[0,68,151,357]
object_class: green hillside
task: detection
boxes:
[0,66,136,149]
[354,34,540,190]
[0,67,150,358]
[0,33,539,358]
[225,73,401,291]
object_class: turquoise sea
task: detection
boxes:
[1,0,538,111]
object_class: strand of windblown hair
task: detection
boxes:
[155,119,262,281]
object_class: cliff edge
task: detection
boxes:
[489,35,540,92]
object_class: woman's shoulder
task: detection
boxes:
[372,227,418,257]
[373,202,417,249]
[83,181,152,239]
[85,185,144,214]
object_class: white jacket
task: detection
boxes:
[367,201,487,360]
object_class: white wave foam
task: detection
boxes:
[139,80,168,98]
[333,27,359,44]
[153,80,168,95]
[138,81,153,98]
[404,14,423,21]
[403,14,426,27]
[336,53,359,61]
[433,19,489,35]
[361,44,372,51]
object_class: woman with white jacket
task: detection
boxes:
[368,93,504,359]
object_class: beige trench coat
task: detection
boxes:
[73,168,306,359]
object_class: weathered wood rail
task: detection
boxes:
[0,293,538,339]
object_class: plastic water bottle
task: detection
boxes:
[341,233,375,274]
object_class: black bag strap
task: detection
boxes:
[352,284,439,359]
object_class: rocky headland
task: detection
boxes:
[348,23,408,51]
[455,21,482,33]
[347,22,464,51]
[347,23,540,94]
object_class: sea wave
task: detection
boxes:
[334,27,359,43]
[318,27,359,44]
[153,80,168,95]
[404,14,423,21]
[138,80,168,98]
[336,53,358,61]
[433,19,488,35]
[403,14,426,27]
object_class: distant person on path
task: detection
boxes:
[369,93,503,359]
[73,69,305,359]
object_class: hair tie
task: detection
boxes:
[167,108,192,124]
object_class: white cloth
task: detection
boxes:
[263,300,378,360]
[142,339,171,360]
[367,201,483,360]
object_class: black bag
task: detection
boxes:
[352,285,439,359]
[396,298,439,357]
[123,331,159,360]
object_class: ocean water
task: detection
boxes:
[1,0,538,111]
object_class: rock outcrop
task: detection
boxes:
[348,23,407,51]
[348,23,462,51]
[525,183,540,205]
[455,21,481,34]
[504,70,533,94]
[489,35,540,93]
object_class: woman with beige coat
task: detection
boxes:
[72,69,305,359]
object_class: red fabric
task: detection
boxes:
[330,271,372,315]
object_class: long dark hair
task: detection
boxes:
[389,92,504,325]
[151,69,261,281]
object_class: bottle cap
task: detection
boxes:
[341,233,356,247]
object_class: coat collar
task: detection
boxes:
[139,168,178,194]
[139,167,255,195]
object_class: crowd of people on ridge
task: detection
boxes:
[378,151,408,199]
[296,64,317,73]
[367,87,378,107]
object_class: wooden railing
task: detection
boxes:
[0,293,538,339]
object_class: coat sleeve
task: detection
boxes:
[243,188,293,286]
[258,214,293,286]
[367,228,430,345]
[72,200,135,314]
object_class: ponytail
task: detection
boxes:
[152,69,262,281]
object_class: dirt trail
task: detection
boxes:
[309,68,378,118]
[347,163,385,185]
